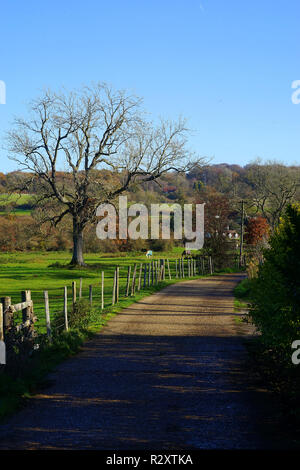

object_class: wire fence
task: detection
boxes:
[0,255,215,367]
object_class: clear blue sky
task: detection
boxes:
[0,0,300,172]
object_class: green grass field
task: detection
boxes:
[0,194,34,205]
[0,250,198,333]
[0,210,32,216]
[0,193,34,216]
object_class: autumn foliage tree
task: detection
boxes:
[197,188,231,268]
[245,217,269,245]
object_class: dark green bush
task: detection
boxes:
[247,206,300,426]
[234,278,253,299]
[148,239,173,252]
[250,204,300,355]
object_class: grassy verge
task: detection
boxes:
[233,276,252,310]
[0,273,206,421]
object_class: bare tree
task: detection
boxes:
[7,83,206,265]
[245,161,300,229]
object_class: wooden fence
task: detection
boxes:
[0,290,36,339]
[0,256,214,360]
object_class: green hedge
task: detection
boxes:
[250,204,300,355]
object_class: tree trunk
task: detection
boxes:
[71,220,86,266]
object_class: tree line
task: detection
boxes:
[0,83,299,264]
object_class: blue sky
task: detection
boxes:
[0,0,300,172]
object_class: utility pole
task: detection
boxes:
[239,200,245,267]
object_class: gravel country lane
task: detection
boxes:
[0,273,293,450]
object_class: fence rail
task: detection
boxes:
[0,255,215,366]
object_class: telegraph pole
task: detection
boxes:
[239,200,245,267]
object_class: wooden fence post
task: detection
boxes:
[72,281,76,306]
[1,297,10,313]
[1,297,12,331]
[159,259,164,281]
[101,271,104,310]
[21,290,32,323]
[148,262,151,287]
[116,267,119,302]
[79,278,83,299]
[143,263,147,288]
[112,269,117,305]
[0,304,3,342]
[175,259,178,278]
[167,259,171,280]
[151,260,154,285]
[182,258,185,278]
[44,291,52,341]
[131,264,137,296]
[125,266,131,296]
[155,260,158,284]
[89,285,93,305]
[209,256,213,275]
[64,286,69,331]
[159,259,165,281]
[138,263,143,291]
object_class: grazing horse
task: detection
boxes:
[146,250,153,258]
